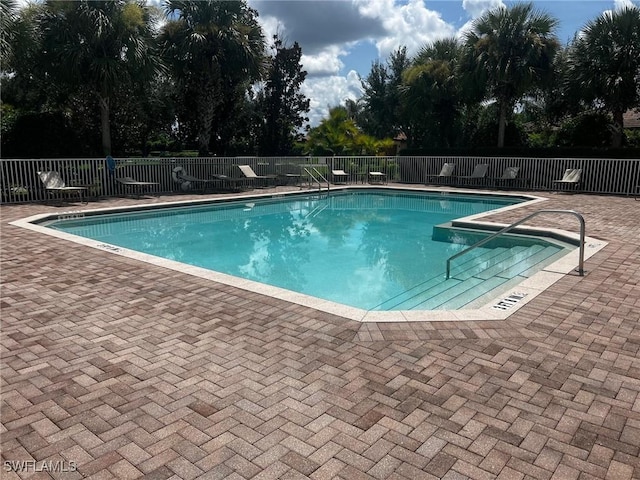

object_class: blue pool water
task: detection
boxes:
[47,190,568,311]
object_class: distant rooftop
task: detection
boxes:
[623,109,640,129]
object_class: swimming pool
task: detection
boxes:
[39,189,576,314]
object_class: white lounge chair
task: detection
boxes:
[492,166,522,189]
[237,165,277,187]
[38,171,87,203]
[458,164,488,186]
[553,168,582,192]
[368,171,387,184]
[331,169,349,184]
[426,163,455,185]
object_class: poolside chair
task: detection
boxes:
[457,164,488,187]
[426,163,455,185]
[116,176,160,198]
[492,167,521,189]
[237,164,277,187]
[38,171,87,204]
[209,173,245,192]
[368,171,387,184]
[172,166,215,192]
[553,168,582,192]
[276,164,302,186]
[331,169,349,184]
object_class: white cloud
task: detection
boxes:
[259,15,284,46]
[301,46,347,77]
[613,0,636,9]
[462,0,505,19]
[252,0,462,125]
[356,0,456,58]
[301,70,364,126]
[458,0,506,37]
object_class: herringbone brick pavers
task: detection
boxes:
[2,187,639,479]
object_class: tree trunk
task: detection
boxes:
[196,73,219,156]
[197,99,214,156]
[497,101,507,148]
[99,95,112,156]
[612,109,624,148]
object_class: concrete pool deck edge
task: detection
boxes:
[9,186,607,323]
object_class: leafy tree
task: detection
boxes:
[553,112,613,148]
[255,36,310,155]
[344,98,364,123]
[359,60,390,137]
[38,0,160,156]
[161,0,265,155]
[108,74,177,155]
[461,3,559,147]
[387,47,411,134]
[360,47,410,139]
[400,38,462,148]
[305,106,393,156]
[0,0,18,65]
[1,2,50,112]
[567,5,640,147]
[465,103,526,147]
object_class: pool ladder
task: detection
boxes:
[445,209,586,280]
[303,167,330,193]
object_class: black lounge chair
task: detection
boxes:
[210,173,246,192]
[172,166,216,192]
[116,176,160,198]
[276,164,302,186]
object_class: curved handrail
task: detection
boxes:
[303,167,330,192]
[445,209,585,279]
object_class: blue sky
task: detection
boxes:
[249,0,639,126]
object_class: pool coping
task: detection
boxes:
[10,186,608,323]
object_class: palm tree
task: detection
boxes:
[39,0,159,156]
[567,5,640,148]
[161,0,265,155]
[400,38,461,148]
[1,1,46,108]
[461,3,559,147]
[0,0,18,65]
[306,107,360,156]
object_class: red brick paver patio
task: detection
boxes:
[2,187,639,479]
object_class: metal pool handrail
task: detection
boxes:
[303,167,330,192]
[445,209,586,279]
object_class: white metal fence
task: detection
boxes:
[1,155,638,203]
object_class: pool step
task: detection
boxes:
[434,245,561,310]
[450,246,526,280]
[476,245,559,280]
[373,272,450,311]
[375,246,519,310]
[374,243,564,311]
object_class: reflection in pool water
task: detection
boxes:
[48,190,558,310]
